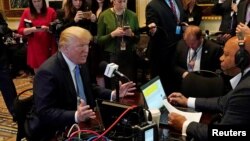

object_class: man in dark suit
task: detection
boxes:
[146,0,187,95]
[212,0,239,43]
[167,36,250,141]
[236,0,249,25]
[173,25,223,91]
[0,13,17,118]
[31,26,136,140]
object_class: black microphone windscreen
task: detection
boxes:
[99,61,108,74]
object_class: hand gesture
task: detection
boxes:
[236,23,250,36]
[168,92,188,107]
[76,99,96,122]
[119,81,136,97]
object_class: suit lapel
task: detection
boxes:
[200,40,208,70]
[57,52,77,97]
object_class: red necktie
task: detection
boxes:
[169,0,177,17]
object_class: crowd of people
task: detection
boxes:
[1,0,250,140]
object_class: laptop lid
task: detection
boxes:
[140,76,169,127]
[140,76,166,110]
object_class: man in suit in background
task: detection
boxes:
[31,26,136,140]
[236,0,250,25]
[167,36,250,141]
[146,0,187,95]
[212,0,239,43]
[0,13,17,118]
[173,25,223,91]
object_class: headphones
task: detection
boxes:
[235,42,250,71]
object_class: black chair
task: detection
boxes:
[181,70,224,98]
[13,88,33,141]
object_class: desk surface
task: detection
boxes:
[77,92,212,141]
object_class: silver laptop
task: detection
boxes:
[140,76,169,127]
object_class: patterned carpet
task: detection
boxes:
[0,76,33,141]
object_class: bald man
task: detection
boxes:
[168,36,250,141]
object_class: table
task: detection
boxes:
[75,92,213,141]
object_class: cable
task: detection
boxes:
[68,129,100,141]
[67,123,81,139]
[87,135,109,141]
[93,105,138,141]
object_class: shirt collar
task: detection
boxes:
[230,67,250,89]
[61,52,77,72]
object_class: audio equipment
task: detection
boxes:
[235,34,250,71]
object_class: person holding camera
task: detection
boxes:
[17,0,57,74]
[55,0,97,36]
[97,0,140,89]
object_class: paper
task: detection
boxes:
[162,99,202,122]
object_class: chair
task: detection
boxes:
[181,70,224,98]
[13,88,33,141]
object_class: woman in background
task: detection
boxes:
[182,0,202,26]
[92,0,111,18]
[90,0,111,87]
[18,0,57,73]
[59,0,97,35]
[97,0,140,89]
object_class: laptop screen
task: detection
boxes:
[140,76,166,110]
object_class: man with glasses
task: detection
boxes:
[28,26,136,140]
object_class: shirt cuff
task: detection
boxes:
[218,0,224,3]
[182,120,192,136]
[187,97,196,108]
[75,111,79,123]
[110,90,115,101]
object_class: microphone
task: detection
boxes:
[99,61,130,82]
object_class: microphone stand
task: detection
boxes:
[115,77,120,102]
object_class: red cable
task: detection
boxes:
[68,129,100,141]
[93,105,138,141]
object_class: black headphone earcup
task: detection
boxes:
[235,49,250,70]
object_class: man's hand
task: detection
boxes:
[119,81,136,97]
[77,99,96,122]
[168,92,188,107]
[236,23,250,36]
[112,81,136,99]
[168,112,186,132]
[148,22,157,36]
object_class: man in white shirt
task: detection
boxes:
[167,36,250,141]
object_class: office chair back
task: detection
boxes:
[181,70,224,98]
